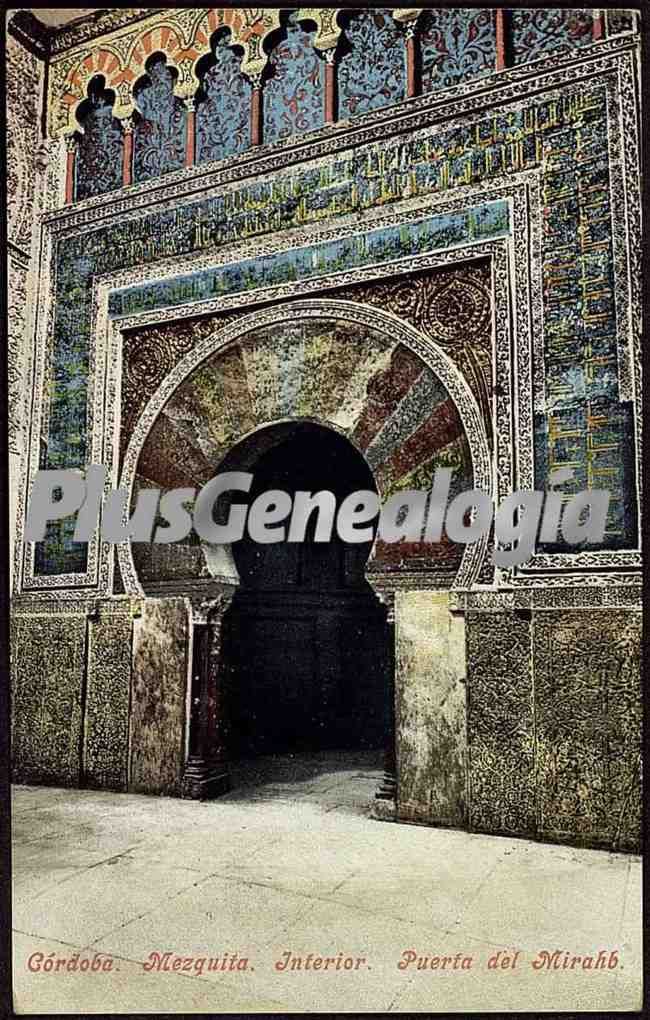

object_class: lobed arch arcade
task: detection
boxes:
[51,7,612,202]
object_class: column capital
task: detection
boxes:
[392,9,421,27]
[206,591,235,623]
[64,133,77,152]
[34,137,52,174]
[323,46,337,65]
[121,115,135,135]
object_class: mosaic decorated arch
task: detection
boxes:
[118,299,490,594]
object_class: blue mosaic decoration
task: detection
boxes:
[420,9,495,92]
[196,34,251,164]
[511,10,593,65]
[338,10,406,118]
[36,242,95,574]
[39,85,638,572]
[133,55,186,182]
[534,401,638,552]
[110,203,508,317]
[75,79,124,201]
[264,15,324,143]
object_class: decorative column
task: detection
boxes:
[592,10,605,41]
[391,11,420,98]
[64,134,77,204]
[121,116,134,187]
[495,9,507,70]
[250,73,263,146]
[405,21,418,99]
[324,49,336,124]
[181,593,234,799]
[184,97,196,167]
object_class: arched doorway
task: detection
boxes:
[220,421,391,758]
[118,300,492,801]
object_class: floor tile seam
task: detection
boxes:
[328,869,360,895]
[211,872,458,940]
[12,928,89,950]
[385,968,418,1011]
[448,850,510,931]
[128,832,295,872]
[12,864,112,907]
[119,851,229,875]
[12,829,75,846]
[82,874,212,948]
[84,872,316,955]
[12,843,164,905]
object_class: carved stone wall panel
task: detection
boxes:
[8,254,29,458]
[75,86,124,201]
[534,610,642,852]
[317,262,493,440]
[7,32,44,593]
[196,35,251,163]
[510,9,593,65]
[129,598,189,795]
[420,9,495,92]
[466,610,536,837]
[395,591,468,827]
[10,613,86,786]
[7,33,43,254]
[84,601,134,790]
[264,14,325,144]
[120,315,237,458]
[133,56,187,184]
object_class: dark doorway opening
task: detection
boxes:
[220,422,391,759]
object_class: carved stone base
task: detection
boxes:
[371,793,396,822]
[181,756,231,800]
[372,765,397,820]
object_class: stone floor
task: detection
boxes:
[12,751,643,1014]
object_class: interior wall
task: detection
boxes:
[11,599,190,797]
[393,595,642,852]
[7,32,45,593]
[395,591,468,828]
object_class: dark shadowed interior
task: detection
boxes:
[221,422,391,757]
